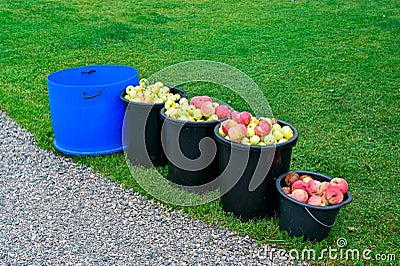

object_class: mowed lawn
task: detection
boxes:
[0,0,399,265]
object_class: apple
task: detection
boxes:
[200,101,215,117]
[300,175,313,184]
[221,119,238,134]
[144,98,154,104]
[263,134,276,145]
[239,111,252,126]
[277,138,288,144]
[282,187,291,194]
[218,126,227,137]
[241,137,250,145]
[330,178,348,194]
[246,127,255,137]
[308,195,326,206]
[305,179,322,196]
[320,181,330,193]
[249,135,261,145]
[321,195,330,206]
[283,130,294,140]
[247,122,257,129]
[124,80,181,105]
[291,189,309,203]
[215,105,230,119]
[291,180,307,191]
[255,120,272,137]
[285,172,300,186]
[230,111,243,124]
[179,98,189,105]
[207,114,219,121]
[228,124,247,143]
[192,108,203,120]
[190,96,203,108]
[325,185,344,205]
[272,123,281,132]
[215,112,294,146]
[273,129,283,140]
[201,95,212,103]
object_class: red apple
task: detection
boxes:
[325,185,344,205]
[330,178,348,194]
[254,120,272,137]
[215,105,230,119]
[230,111,243,124]
[291,189,309,203]
[307,195,326,206]
[320,181,330,194]
[291,180,307,191]
[221,119,238,134]
[321,195,330,206]
[200,101,215,117]
[228,124,247,143]
[306,180,322,196]
[239,111,252,126]
[201,95,212,103]
[285,172,300,186]
[189,96,203,108]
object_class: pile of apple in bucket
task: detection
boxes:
[121,81,352,241]
[282,172,349,206]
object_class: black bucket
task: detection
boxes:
[276,171,353,241]
[214,120,299,220]
[160,108,223,189]
[120,87,187,168]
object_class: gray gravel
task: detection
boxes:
[0,110,307,265]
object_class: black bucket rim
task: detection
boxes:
[47,65,139,88]
[276,170,353,211]
[213,119,299,151]
[160,107,228,127]
[119,86,188,109]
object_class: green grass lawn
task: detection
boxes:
[1,0,399,265]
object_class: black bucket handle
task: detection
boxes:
[82,90,102,100]
[304,207,336,228]
[81,69,96,74]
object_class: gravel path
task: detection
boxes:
[0,110,306,265]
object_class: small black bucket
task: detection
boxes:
[160,108,223,189]
[120,87,187,168]
[214,120,299,220]
[276,171,353,241]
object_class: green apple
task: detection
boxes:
[263,134,276,145]
[250,135,261,145]
[273,129,284,140]
[193,109,203,120]
[247,127,255,137]
[272,123,281,132]
[241,137,250,145]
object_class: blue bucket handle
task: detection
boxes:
[304,207,335,228]
[82,90,102,100]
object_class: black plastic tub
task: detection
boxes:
[120,86,187,168]
[276,171,352,241]
[214,120,299,220]
[160,108,226,189]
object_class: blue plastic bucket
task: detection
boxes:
[47,65,139,155]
